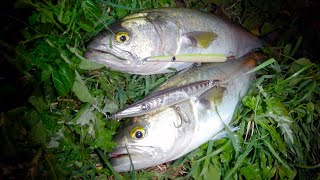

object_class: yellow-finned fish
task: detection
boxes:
[108,52,266,172]
[85,8,262,75]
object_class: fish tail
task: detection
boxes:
[241,52,267,68]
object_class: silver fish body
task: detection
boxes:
[85,8,262,75]
[109,53,265,172]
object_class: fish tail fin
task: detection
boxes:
[241,52,268,69]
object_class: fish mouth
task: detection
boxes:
[84,49,137,71]
[84,49,175,75]
[108,145,158,172]
[108,146,131,160]
[109,145,156,160]
[109,152,129,159]
[84,48,185,75]
[85,48,130,62]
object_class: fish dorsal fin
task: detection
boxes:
[182,31,217,48]
[198,86,226,109]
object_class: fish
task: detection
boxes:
[85,8,262,75]
[108,52,266,172]
[111,79,221,119]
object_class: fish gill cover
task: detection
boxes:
[0,0,319,179]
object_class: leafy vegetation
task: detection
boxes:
[1,0,319,179]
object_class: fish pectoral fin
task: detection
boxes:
[182,31,217,48]
[198,86,226,109]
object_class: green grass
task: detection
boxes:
[1,0,319,179]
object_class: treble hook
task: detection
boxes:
[173,105,183,128]
[173,105,191,128]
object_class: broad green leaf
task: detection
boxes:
[73,103,96,126]
[28,96,48,113]
[207,162,221,180]
[57,0,66,23]
[306,102,314,113]
[72,70,95,103]
[220,151,232,163]
[240,164,261,180]
[52,63,74,96]
[261,22,275,35]
[190,160,201,179]
[288,58,312,75]
[102,100,119,114]
[29,121,48,145]
[294,58,313,66]
[242,95,263,113]
[78,58,105,70]
[92,117,117,151]
[41,64,54,81]
[77,19,95,32]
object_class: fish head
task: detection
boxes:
[85,12,180,74]
[109,106,194,172]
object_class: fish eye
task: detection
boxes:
[130,126,146,140]
[141,103,150,111]
[115,32,130,43]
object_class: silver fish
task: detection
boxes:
[108,52,266,172]
[85,8,262,75]
[112,79,220,119]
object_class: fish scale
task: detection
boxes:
[112,79,220,119]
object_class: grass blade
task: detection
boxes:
[245,58,276,74]
[97,149,124,180]
[224,138,255,179]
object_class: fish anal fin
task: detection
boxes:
[182,31,217,48]
[198,86,226,109]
